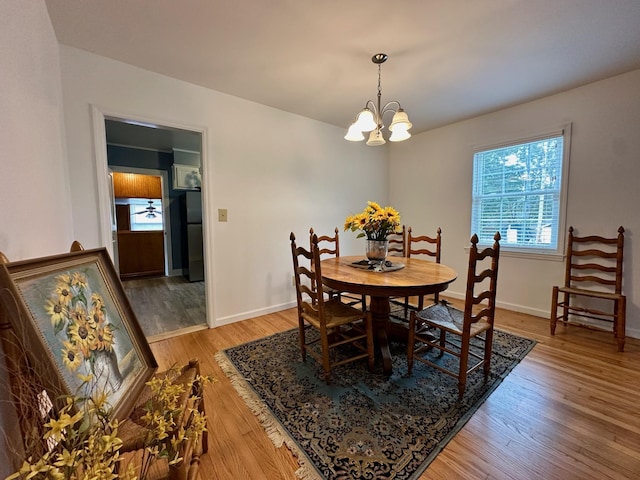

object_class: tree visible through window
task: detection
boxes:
[471,127,570,254]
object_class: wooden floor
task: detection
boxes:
[122,276,207,341]
[149,301,640,480]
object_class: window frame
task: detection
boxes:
[471,124,572,260]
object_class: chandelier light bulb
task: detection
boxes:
[389,109,412,132]
[366,129,386,146]
[354,108,377,132]
[389,129,411,142]
[345,123,365,141]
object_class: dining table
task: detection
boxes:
[320,255,458,374]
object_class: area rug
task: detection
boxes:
[215,324,535,480]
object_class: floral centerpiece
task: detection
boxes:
[344,201,402,262]
[344,201,402,241]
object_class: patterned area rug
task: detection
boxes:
[215,323,535,480]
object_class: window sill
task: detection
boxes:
[465,246,564,262]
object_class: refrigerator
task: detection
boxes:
[185,191,204,282]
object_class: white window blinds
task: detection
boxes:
[471,130,568,253]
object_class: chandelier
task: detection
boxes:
[344,53,412,146]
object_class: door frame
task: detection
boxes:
[90,105,215,328]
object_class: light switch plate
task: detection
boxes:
[218,208,228,222]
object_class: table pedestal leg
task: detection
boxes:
[370,296,392,374]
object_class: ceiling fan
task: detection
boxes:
[132,200,161,218]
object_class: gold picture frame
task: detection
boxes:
[0,248,157,420]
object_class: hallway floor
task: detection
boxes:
[121,275,207,342]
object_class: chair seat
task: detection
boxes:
[417,301,491,337]
[556,286,624,302]
[302,298,367,329]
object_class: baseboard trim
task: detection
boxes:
[214,301,298,327]
[211,296,640,340]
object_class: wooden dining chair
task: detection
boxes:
[407,232,500,400]
[550,226,626,351]
[392,227,442,319]
[309,227,366,309]
[387,225,406,256]
[291,232,374,383]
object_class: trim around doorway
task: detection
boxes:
[90,104,215,328]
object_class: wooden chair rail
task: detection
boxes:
[555,301,619,323]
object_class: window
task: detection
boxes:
[471,126,570,255]
[129,199,164,231]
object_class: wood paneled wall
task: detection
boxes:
[113,172,161,199]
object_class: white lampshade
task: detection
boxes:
[366,129,386,146]
[389,109,412,132]
[354,108,377,132]
[344,123,365,141]
[389,129,411,142]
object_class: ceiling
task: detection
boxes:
[46,0,640,148]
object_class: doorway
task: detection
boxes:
[91,106,212,337]
[112,172,168,279]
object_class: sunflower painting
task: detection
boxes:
[1,249,156,418]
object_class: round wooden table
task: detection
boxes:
[320,256,458,374]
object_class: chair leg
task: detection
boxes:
[616,296,626,352]
[298,317,307,361]
[438,330,446,357]
[407,311,416,374]
[457,336,471,400]
[550,286,559,335]
[320,329,332,384]
[366,313,375,372]
[560,291,569,325]
[483,329,494,381]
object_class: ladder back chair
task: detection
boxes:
[387,225,406,256]
[394,227,442,318]
[291,232,374,383]
[550,226,626,351]
[309,227,366,309]
[407,232,500,400]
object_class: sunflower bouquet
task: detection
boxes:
[344,201,402,241]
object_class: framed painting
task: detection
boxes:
[0,248,157,420]
[173,164,201,190]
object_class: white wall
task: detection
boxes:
[58,46,388,326]
[0,0,74,475]
[0,1,73,259]
[391,69,640,338]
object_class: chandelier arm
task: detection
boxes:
[365,100,379,116]
[380,101,402,117]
